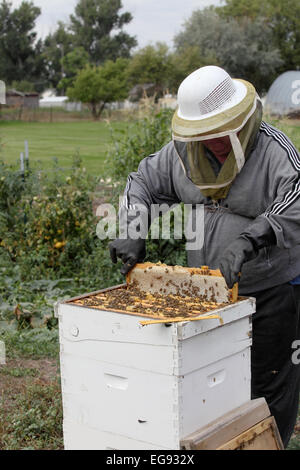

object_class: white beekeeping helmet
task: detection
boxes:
[172,65,260,174]
[177,66,247,120]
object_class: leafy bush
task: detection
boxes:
[107,108,174,186]
[0,329,59,359]
[0,157,98,276]
[0,156,123,329]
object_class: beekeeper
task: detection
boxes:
[109,66,300,447]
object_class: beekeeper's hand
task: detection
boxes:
[219,237,258,289]
[219,218,276,288]
[109,238,146,276]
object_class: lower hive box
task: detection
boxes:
[56,263,255,450]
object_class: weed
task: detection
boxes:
[0,367,38,377]
[0,329,59,360]
[0,380,63,450]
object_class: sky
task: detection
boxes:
[10,0,221,48]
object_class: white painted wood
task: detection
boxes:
[177,298,255,339]
[60,304,177,346]
[63,421,171,450]
[179,316,251,374]
[179,348,251,438]
[58,290,255,450]
[60,340,177,375]
[61,357,180,448]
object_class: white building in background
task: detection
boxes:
[39,95,82,112]
[39,96,67,108]
[106,99,139,110]
[40,89,56,99]
[38,89,178,113]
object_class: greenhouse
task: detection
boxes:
[265,71,300,117]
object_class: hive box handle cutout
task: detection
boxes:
[104,373,129,390]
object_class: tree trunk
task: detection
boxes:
[91,101,106,120]
[91,103,98,120]
[97,102,106,119]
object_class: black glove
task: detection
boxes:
[219,218,276,289]
[219,237,258,289]
[109,238,146,276]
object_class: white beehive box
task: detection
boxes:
[57,286,255,450]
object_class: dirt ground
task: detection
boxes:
[0,357,58,403]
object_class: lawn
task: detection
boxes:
[0,120,127,176]
[0,117,299,177]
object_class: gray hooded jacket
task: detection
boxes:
[121,121,300,294]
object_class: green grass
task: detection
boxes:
[0,120,127,176]
[0,329,59,360]
[0,366,39,377]
[0,117,298,178]
[265,117,300,149]
[0,381,63,450]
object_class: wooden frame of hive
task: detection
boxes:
[127,263,238,303]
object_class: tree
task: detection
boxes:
[0,0,44,86]
[216,0,262,19]
[10,80,35,92]
[127,43,173,96]
[42,22,74,91]
[174,7,283,93]
[168,46,218,94]
[67,58,129,119]
[58,47,90,93]
[70,0,137,64]
[127,43,218,96]
[217,0,300,71]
